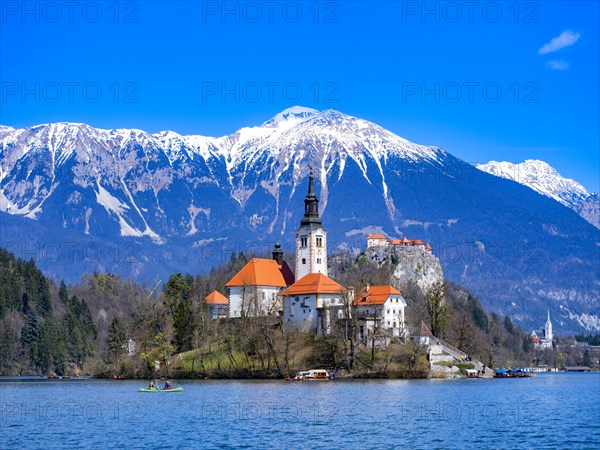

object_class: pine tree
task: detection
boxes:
[163,273,195,352]
[107,317,127,363]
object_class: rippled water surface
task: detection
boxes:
[1,373,599,449]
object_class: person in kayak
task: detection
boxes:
[149,381,154,390]
[164,381,172,390]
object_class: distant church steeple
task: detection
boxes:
[295,169,327,280]
[545,309,553,341]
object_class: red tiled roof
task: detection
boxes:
[280,273,345,296]
[226,258,289,288]
[279,261,296,286]
[205,290,228,305]
[389,239,402,245]
[368,234,387,240]
[425,243,432,250]
[400,237,410,244]
[355,285,402,305]
[411,239,425,246]
[417,320,433,337]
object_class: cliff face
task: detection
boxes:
[364,245,444,295]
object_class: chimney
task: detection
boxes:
[366,283,370,292]
[272,241,284,265]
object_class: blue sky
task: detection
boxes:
[1,1,598,191]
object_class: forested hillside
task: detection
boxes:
[0,247,591,377]
[0,248,96,374]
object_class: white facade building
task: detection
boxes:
[205,290,229,319]
[282,273,347,336]
[228,285,284,318]
[226,257,294,317]
[355,285,407,343]
[367,234,388,248]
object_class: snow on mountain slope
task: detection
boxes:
[477,159,599,228]
[261,105,319,128]
[573,193,600,229]
[1,108,599,334]
[0,108,443,230]
[476,159,590,205]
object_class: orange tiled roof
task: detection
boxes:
[368,234,387,240]
[205,290,228,305]
[280,273,345,296]
[411,239,425,245]
[400,237,410,244]
[226,258,288,288]
[355,285,402,305]
[425,243,432,250]
[389,239,402,245]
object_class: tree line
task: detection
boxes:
[1,246,594,377]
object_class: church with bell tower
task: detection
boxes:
[530,309,554,349]
[295,171,328,280]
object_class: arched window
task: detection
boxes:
[302,258,306,264]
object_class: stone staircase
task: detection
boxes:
[429,337,493,378]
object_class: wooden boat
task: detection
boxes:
[138,387,184,392]
[303,369,330,380]
[287,371,309,381]
[286,369,331,381]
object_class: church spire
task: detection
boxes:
[545,309,553,341]
[272,241,284,265]
[301,169,322,226]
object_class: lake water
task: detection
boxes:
[1,373,599,449]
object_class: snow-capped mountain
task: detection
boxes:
[0,107,443,241]
[477,160,599,229]
[1,108,599,334]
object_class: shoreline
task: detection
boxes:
[3,370,597,382]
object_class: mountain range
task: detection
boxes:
[477,160,599,229]
[1,106,599,334]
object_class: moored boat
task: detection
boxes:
[494,368,534,378]
[304,369,330,380]
[465,369,480,378]
[287,371,309,381]
[286,369,331,381]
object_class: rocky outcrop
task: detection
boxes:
[364,245,444,295]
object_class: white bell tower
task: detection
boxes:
[544,309,553,341]
[296,171,327,280]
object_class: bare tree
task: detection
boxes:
[425,282,449,338]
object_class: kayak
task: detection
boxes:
[138,387,184,392]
